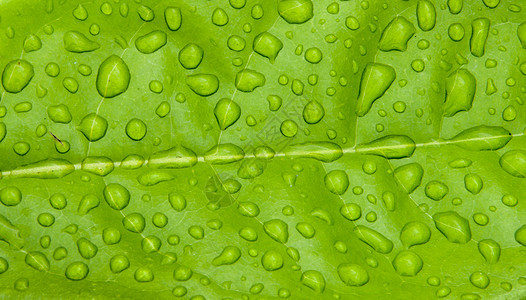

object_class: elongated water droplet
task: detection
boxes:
[284,142,343,162]
[147,145,197,169]
[63,31,100,53]
[356,63,396,116]
[354,225,394,254]
[448,125,511,150]
[470,18,490,57]
[204,144,244,164]
[135,30,167,54]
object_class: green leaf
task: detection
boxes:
[0,0,525,299]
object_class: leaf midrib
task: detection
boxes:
[1,131,522,178]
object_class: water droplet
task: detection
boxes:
[125,118,147,141]
[103,183,130,210]
[392,250,423,276]
[178,43,203,69]
[425,180,449,201]
[354,225,393,254]
[301,270,325,293]
[0,214,24,248]
[164,7,182,31]
[73,4,88,20]
[63,31,100,53]
[278,0,313,24]
[238,158,266,179]
[81,156,114,176]
[135,30,167,54]
[448,23,465,41]
[501,194,518,207]
[400,221,431,247]
[155,101,170,118]
[263,219,288,243]
[251,4,263,19]
[253,32,283,62]
[379,16,415,52]
[499,150,526,177]
[304,47,323,64]
[340,203,362,221]
[25,252,49,272]
[356,135,416,159]
[49,193,66,209]
[23,34,42,52]
[470,271,490,289]
[0,186,22,206]
[515,225,526,246]
[502,105,517,121]
[133,267,153,283]
[141,236,161,253]
[212,8,229,26]
[411,59,425,72]
[188,225,204,239]
[292,79,304,95]
[214,99,240,130]
[345,16,360,30]
[96,55,130,98]
[444,69,476,117]
[235,69,265,92]
[239,227,258,241]
[212,246,241,266]
[47,104,71,124]
[448,125,511,151]
[470,18,490,57]
[110,255,130,273]
[303,100,325,124]
[295,222,315,238]
[137,5,154,21]
[76,238,98,259]
[280,120,298,137]
[261,250,283,271]
[137,170,174,186]
[122,213,145,233]
[77,194,100,215]
[118,2,128,17]
[483,0,500,8]
[65,262,89,281]
[433,211,471,243]
[447,0,463,14]
[204,143,244,164]
[186,74,219,96]
[284,141,343,162]
[102,227,121,245]
[2,59,34,93]
[62,77,79,93]
[478,239,500,263]
[356,63,396,116]
[394,163,423,194]
[227,35,245,52]
[464,174,483,194]
[147,145,197,169]
[324,170,349,195]
[337,263,369,286]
